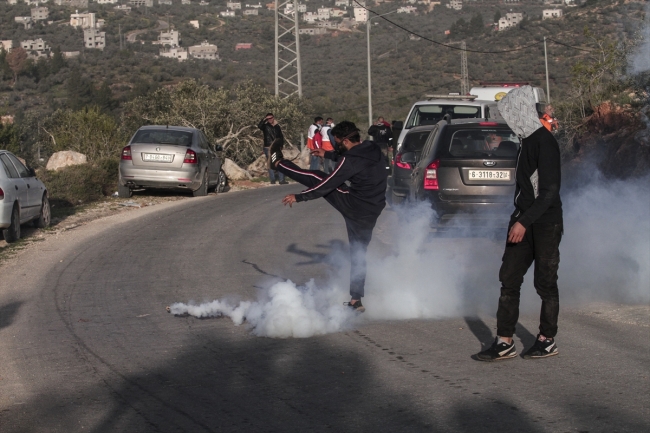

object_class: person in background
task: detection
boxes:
[320,118,336,173]
[540,104,559,132]
[257,113,287,185]
[307,117,324,170]
[368,116,392,171]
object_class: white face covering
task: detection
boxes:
[497,85,543,139]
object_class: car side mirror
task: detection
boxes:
[401,152,416,164]
[29,167,36,177]
[214,144,223,152]
[392,121,403,131]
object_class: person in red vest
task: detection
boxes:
[540,104,559,132]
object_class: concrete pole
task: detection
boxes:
[367,20,372,127]
[274,0,279,97]
[544,36,551,103]
[294,0,302,98]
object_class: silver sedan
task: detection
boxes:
[118,126,227,198]
[0,150,50,243]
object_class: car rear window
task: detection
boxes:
[131,129,194,146]
[406,104,481,128]
[447,128,521,158]
[402,130,431,153]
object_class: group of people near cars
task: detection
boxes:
[259,86,564,361]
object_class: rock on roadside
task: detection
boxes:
[46,151,88,171]
[223,158,252,180]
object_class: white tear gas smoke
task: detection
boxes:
[169,279,359,338]
[172,172,648,338]
[630,2,650,74]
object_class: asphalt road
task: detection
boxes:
[0,186,648,432]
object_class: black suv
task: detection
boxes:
[403,119,520,229]
[388,125,436,205]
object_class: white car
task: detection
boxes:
[0,150,50,243]
[395,95,500,152]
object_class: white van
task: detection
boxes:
[469,83,547,104]
[395,95,499,151]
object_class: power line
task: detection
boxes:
[312,79,461,115]
[352,1,593,54]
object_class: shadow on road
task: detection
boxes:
[286,240,346,266]
[0,301,23,330]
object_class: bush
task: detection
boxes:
[37,157,118,206]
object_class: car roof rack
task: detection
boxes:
[423,94,478,101]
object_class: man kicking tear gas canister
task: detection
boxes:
[268,121,388,312]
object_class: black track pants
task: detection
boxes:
[277,160,379,299]
[497,218,563,338]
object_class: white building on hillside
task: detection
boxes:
[21,38,51,58]
[226,1,241,8]
[330,8,346,17]
[1,41,13,52]
[97,0,118,4]
[160,46,188,61]
[448,0,462,10]
[299,27,326,35]
[246,3,262,8]
[31,7,49,21]
[15,17,33,30]
[317,8,331,20]
[188,41,219,60]
[159,0,172,5]
[498,12,525,31]
[70,12,96,29]
[542,9,563,19]
[155,29,181,46]
[54,0,88,7]
[335,0,349,6]
[353,6,368,23]
[84,27,105,50]
[397,6,417,13]
[303,12,317,23]
[220,10,236,17]
[114,4,131,11]
[129,0,153,6]
[243,9,258,15]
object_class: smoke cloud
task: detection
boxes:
[630,2,650,74]
[171,172,649,338]
[169,279,359,338]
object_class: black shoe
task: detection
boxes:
[523,335,558,359]
[268,141,284,168]
[279,180,289,185]
[270,180,276,185]
[476,337,517,362]
[344,299,365,313]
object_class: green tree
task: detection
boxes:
[494,10,501,23]
[123,80,311,166]
[0,122,20,155]
[43,107,127,161]
[6,47,27,85]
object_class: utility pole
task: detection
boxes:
[119,24,122,50]
[544,36,551,103]
[460,41,469,95]
[275,0,302,98]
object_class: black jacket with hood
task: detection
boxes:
[497,86,563,228]
[295,140,388,217]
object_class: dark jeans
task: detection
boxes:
[263,147,285,183]
[497,219,563,338]
[276,160,379,299]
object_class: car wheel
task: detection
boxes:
[118,183,132,198]
[33,194,51,228]
[215,169,228,194]
[193,170,208,197]
[2,205,20,243]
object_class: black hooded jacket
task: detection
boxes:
[295,140,388,216]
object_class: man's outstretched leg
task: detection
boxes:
[276,159,328,189]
